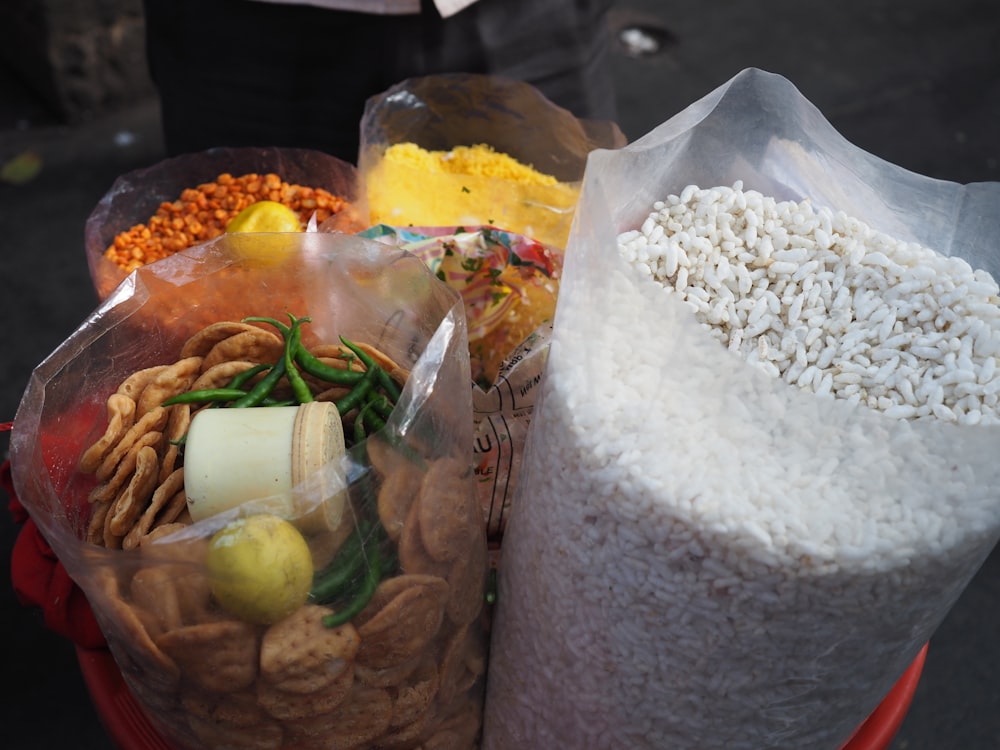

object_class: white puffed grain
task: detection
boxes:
[611,184,1000,425]
[483,183,1000,750]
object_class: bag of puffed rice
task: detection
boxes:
[11,232,489,750]
[483,67,1000,749]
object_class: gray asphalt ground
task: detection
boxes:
[1,1,999,748]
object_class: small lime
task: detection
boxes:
[226,200,303,233]
[206,514,314,624]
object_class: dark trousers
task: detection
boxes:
[142,0,616,163]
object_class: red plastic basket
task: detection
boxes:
[77,642,928,750]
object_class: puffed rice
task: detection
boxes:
[617,183,1000,423]
[482,183,1000,750]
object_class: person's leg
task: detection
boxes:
[142,0,418,161]
[466,0,618,122]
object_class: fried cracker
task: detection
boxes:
[417,457,480,563]
[86,500,111,545]
[156,620,260,693]
[79,394,137,473]
[284,685,392,748]
[108,445,161,537]
[259,605,359,694]
[438,622,487,707]
[88,429,162,505]
[158,404,191,483]
[185,712,284,750]
[202,328,284,371]
[189,360,258,391]
[356,575,448,671]
[140,522,189,545]
[123,468,186,550]
[117,364,169,401]
[94,406,168,483]
[257,661,355,721]
[388,655,440,730]
[179,321,263,359]
[377,461,424,543]
[446,534,488,627]
[136,356,203,416]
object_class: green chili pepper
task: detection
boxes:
[161,387,250,406]
[321,530,383,628]
[485,567,498,605]
[339,336,402,403]
[335,365,379,416]
[353,403,370,445]
[294,344,366,386]
[202,363,273,409]
[284,316,314,404]
[361,396,388,435]
[366,392,395,422]
[228,362,271,389]
[242,316,290,338]
[232,356,286,408]
[309,522,371,605]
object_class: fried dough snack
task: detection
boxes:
[77,317,488,750]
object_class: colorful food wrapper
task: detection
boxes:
[363,224,558,548]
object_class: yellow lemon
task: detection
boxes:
[226,200,303,233]
[206,513,313,624]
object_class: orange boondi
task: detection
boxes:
[103,172,349,273]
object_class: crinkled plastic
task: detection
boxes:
[12,232,488,750]
[484,68,1000,749]
[361,224,558,548]
[85,146,367,301]
[359,73,626,249]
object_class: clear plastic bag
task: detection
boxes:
[484,68,1000,749]
[12,232,488,750]
[361,224,559,548]
[359,73,626,250]
[84,146,367,301]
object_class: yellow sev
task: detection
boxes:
[366,142,580,248]
[384,143,560,185]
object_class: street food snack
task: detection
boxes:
[84,147,366,299]
[11,233,488,750]
[103,172,349,274]
[70,313,488,749]
[366,142,581,249]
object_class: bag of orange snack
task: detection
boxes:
[359,73,626,251]
[84,146,366,300]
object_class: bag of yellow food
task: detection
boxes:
[10,231,489,750]
[359,73,626,250]
[84,146,367,300]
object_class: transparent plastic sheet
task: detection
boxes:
[360,224,559,548]
[483,68,1000,749]
[358,73,626,250]
[85,146,367,301]
[12,232,488,750]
